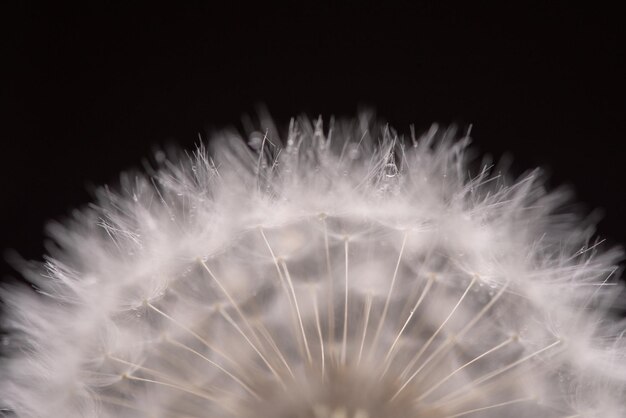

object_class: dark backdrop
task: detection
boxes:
[1,3,625,282]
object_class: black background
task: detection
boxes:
[1,3,625,282]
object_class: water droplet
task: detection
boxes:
[154,151,166,163]
[384,163,398,178]
[248,133,264,150]
[347,144,360,160]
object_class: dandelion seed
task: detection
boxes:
[1,113,625,417]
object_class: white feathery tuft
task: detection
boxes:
[1,113,625,417]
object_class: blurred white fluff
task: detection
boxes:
[1,113,626,418]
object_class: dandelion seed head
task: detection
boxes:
[1,113,625,417]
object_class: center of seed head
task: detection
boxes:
[312,405,368,418]
[242,365,445,418]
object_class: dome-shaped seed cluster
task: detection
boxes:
[1,114,625,417]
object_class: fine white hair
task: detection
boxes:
[1,113,625,417]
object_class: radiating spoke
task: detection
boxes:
[371,232,409,351]
[432,340,561,406]
[446,396,534,417]
[219,308,286,388]
[392,277,477,399]
[415,335,516,402]
[383,276,435,365]
[280,259,313,364]
[312,289,326,378]
[342,238,350,365]
[165,336,260,399]
[357,292,373,366]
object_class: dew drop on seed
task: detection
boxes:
[154,150,166,163]
[248,132,264,150]
[384,163,398,178]
[347,144,360,160]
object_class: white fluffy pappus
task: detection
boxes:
[1,113,626,417]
